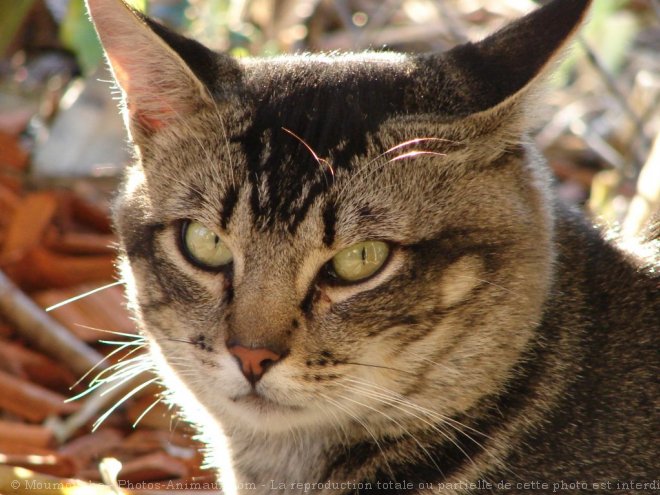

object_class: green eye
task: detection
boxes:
[181,220,233,269]
[331,241,390,282]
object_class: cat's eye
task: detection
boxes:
[181,220,233,270]
[330,241,390,282]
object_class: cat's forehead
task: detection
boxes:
[234,53,419,154]
[191,54,421,233]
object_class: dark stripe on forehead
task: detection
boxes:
[322,201,337,247]
[236,59,415,233]
[289,181,325,234]
[220,185,239,230]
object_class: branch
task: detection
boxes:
[0,270,105,377]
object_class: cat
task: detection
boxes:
[85,0,659,493]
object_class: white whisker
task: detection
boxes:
[93,376,159,431]
[132,396,164,428]
[318,392,395,479]
[337,392,444,475]
[46,280,125,312]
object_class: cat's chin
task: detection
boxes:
[215,391,330,434]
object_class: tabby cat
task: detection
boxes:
[86,0,659,493]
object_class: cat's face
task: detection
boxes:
[88,0,589,438]
[115,55,553,436]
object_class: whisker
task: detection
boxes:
[68,357,151,402]
[337,392,443,475]
[364,138,455,169]
[90,356,151,388]
[344,377,489,440]
[70,340,146,390]
[337,137,455,199]
[93,376,159,431]
[344,378,506,471]
[45,280,125,312]
[345,149,447,199]
[402,351,457,374]
[165,337,195,345]
[132,396,164,428]
[281,127,335,182]
[452,274,519,297]
[341,383,477,470]
[343,361,416,376]
[317,403,351,445]
[318,392,396,479]
[74,323,143,339]
[385,150,447,163]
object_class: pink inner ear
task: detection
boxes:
[88,0,209,135]
[133,108,168,131]
[108,52,184,132]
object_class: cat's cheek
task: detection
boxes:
[439,255,485,308]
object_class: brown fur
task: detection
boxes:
[87,0,659,493]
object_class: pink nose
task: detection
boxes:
[228,344,282,384]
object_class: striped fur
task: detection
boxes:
[87,0,659,493]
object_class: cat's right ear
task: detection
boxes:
[85,0,233,140]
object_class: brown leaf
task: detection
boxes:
[0,192,58,265]
[0,452,77,478]
[45,232,117,256]
[4,247,115,290]
[0,339,77,391]
[0,420,54,448]
[0,369,80,421]
[58,429,123,475]
[118,451,189,483]
[0,131,29,170]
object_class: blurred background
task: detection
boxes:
[0,0,658,492]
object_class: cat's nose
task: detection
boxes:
[227,344,283,384]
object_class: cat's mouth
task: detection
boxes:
[230,391,302,413]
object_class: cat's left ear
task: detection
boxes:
[415,0,592,119]
[86,0,238,139]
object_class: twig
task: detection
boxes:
[0,269,105,377]
[622,131,660,239]
[435,1,469,44]
[578,36,649,168]
[570,117,626,171]
[354,0,401,47]
[0,370,79,421]
[652,0,660,21]
[46,376,146,443]
[332,0,360,36]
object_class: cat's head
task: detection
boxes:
[87,0,590,437]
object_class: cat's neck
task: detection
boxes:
[222,428,333,494]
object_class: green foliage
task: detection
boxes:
[59,0,103,74]
[554,0,638,87]
[585,0,637,72]
[0,0,38,57]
